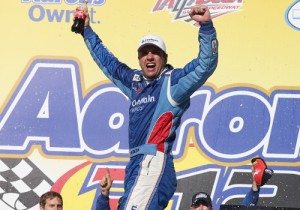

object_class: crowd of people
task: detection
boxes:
[94,157,273,210]
[40,155,273,210]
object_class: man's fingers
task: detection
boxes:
[105,167,112,183]
[100,175,108,186]
[189,7,195,15]
[100,182,105,187]
[195,5,207,14]
[105,167,110,175]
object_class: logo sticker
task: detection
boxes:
[152,0,244,26]
[212,39,218,55]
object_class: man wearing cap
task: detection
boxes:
[190,192,213,210]
[77,4,218,210]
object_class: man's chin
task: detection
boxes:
[144,73,156,80]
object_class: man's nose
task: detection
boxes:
[146,52,154,59]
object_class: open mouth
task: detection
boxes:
[146,63,155,69]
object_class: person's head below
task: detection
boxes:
[39,191,63,210]
[137,34,168,80]
[190,192,214,210]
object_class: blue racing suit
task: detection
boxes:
[96,193,110,210]
[241,188,259,206]
[83,21,218,210]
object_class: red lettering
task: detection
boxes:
[153,0,176,11]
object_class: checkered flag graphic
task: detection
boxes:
[0,158,53,210]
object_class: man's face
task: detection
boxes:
[40,197,63,210]
[190,204,213,210]
[138,45,167,80]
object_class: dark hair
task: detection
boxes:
[39,191,63,208]
[117,196,123,210]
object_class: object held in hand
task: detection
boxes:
[251,157,274,186]
[71,0,88,34]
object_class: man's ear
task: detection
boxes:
[164,53,168,64]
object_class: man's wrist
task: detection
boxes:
[199,21,215,34]
[81,25,92,37]
[101,191,109,197]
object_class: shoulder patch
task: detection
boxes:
[133,74,141,81]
